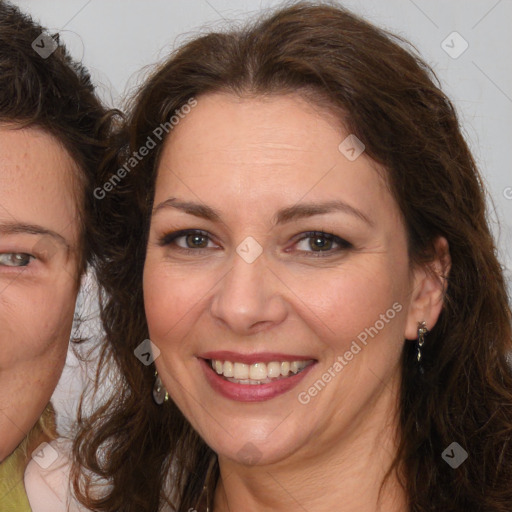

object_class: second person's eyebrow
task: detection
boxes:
[152,198,373,226]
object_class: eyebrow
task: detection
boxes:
[153,198,373,226]
[0,222,70,250]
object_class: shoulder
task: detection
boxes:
[24,438,83,512]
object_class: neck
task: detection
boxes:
[212,377,407,512]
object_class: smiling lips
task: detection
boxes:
[199,351,316,401]
[209,359,313,384]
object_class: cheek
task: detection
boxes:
[0,278,77,459]
[0,282,77,369]
[143,262,211,345]
[287,260,408,351]
[143,263,197,345]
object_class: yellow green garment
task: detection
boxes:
[0,442,32,512]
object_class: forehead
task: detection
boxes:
[155,93,392,216]
[0,124,80,240]
[161,92,344,164]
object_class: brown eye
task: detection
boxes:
[185,233,209,248]
[294,231,352,256]
[159,229,216,251]
[309,235,333,251]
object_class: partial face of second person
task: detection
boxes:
[0,124,81,462]
[144,93,446,468]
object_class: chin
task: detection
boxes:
[200,419,307,467]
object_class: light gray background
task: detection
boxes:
[9,0,512,431]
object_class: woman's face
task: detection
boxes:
[144,93,445,466]
[0,125,81,462]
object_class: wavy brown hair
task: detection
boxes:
[73,2,512,511]
[0,0,117,275]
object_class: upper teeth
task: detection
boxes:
[211,359,309,382]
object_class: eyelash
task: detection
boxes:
[158,229,353,257]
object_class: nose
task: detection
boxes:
[209,251,288,335]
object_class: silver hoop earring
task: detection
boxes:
[153,371,169,405]
[416,321,428,373]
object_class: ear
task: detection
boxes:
[404,236,451,340]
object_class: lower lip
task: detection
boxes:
[199,358,315,402]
